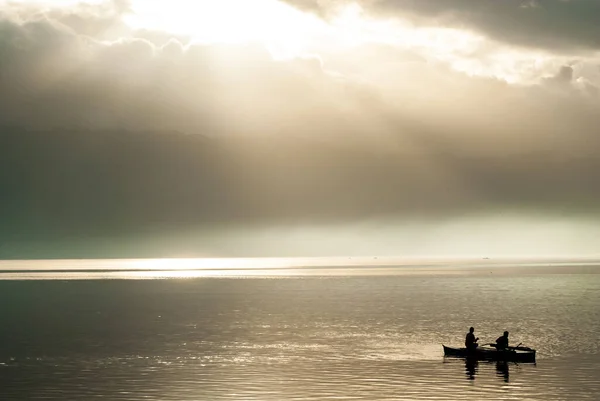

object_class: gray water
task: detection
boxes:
[1,259,599,400]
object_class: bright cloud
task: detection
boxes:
[2,0,599,85]
[123,1,600,85]
[124,0,327,59]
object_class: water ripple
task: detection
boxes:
[2,272,600,400]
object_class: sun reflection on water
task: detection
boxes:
[1,257,600,281]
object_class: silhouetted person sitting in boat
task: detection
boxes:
[495,331,509,350]
[465,327,479,350]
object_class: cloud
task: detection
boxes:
[0,14,343,134]
[0,2,599,256]
[0,0,131,39]
[542,64,575,88]
[283,0,600,52]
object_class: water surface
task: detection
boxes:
[1,259,599,400]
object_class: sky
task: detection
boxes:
[1,0,599,258]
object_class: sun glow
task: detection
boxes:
[125,0,327,58]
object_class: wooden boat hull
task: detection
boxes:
[443,345,536,363]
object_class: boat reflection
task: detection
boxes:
[465,358,478,380]
[496,361,509,382]
[459,359,516,382]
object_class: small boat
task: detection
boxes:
[443,344,536,363]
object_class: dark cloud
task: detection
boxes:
[0,15,337,134]
[2,123,600,239]
[542,64,574,88]
[284,0,600,52]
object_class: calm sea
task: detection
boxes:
[1,258,599,400]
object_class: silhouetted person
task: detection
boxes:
[495,331,509,350]
[465,327,479,350]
